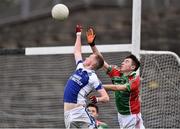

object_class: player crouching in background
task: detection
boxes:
[87,103,108,129]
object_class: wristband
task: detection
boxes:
[89,41,95,47]
[76,32,81,36]
[96,97,99,102]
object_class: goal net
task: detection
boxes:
[0,48,179,128]
[140,50,180,128]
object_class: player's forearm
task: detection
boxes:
[91,45,102,57]
[74,34,82,61]
[103,84,127,91]
[74,34,81,53]
[91,45,109,70]
[97,89,109,103]
[97,94,109,103]
[74,25,82,59]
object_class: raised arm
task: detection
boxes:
[86,28,109,71]
[74,25,83,63]
[91,45,109,71]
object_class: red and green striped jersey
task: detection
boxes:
[107,65,141,115]
[96,120,108,129]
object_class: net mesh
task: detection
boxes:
[140,53,180,128]
[0,51,179,128]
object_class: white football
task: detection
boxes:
[51,4,69,21]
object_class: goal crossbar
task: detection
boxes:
[25,45,180,65]
[140,50,180,65]
[25,44,132,55]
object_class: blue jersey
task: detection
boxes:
[63,60,102,105]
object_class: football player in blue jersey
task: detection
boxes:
[63,25,109,129]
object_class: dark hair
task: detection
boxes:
[87,103,99,113]
[125,54,140,71]
[94,54,104,70]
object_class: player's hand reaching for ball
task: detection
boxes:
[86,27,96,46]
[89,96,98,104]
[76,24,82,35]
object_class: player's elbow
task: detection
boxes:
[103,95,109,102]
[74,51,81,58]
[98,89,109,102]
[106,96,110,102]
[74,51,81,56]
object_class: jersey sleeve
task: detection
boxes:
[106,65,120,78]
[125,83,131,92]
[130,75,140,91]
[76,60,84,70]
[91,75,103,91]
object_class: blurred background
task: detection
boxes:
[0,0,179,128]
[0,0,179,55]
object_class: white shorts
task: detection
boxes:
[118,112,145,129]
[64,106,96,129]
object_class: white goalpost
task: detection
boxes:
[131,0,141,59]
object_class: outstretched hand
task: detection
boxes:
[89,96,98,104]
[76,24,82,34]
[86,27,96,46]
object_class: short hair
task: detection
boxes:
[94,54,104,70]
[125,54,140,71]
[87,103,99,113]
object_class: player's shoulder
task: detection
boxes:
[107,64,119,72]
[129,72,140,83]
[76,60,86,70]
[89,71,98,79]
[111,65,121,72]
[76,59,83,65]
[88,72,101,85]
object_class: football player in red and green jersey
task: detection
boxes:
[86,27,145,129]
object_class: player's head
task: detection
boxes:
[87,103,99,118]
[84,54,104,70]
[120,54,140,72]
